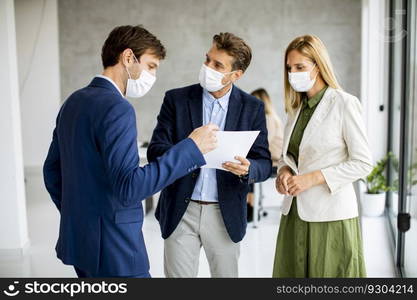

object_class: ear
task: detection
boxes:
[313,63,320,74]
[120,48,134,66]
[231,70,244,82]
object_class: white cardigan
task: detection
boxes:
[277,87,373,222]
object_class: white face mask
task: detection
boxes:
[125,54,156,98]
[198,64,234,92]
[288,64,317,92]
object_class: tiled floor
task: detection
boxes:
[0,173,396,277]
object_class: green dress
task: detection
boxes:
[272,86,366,278]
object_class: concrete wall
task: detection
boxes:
[15,0,61,169]
[58,0,362,142]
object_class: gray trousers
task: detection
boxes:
[164,201,240,278]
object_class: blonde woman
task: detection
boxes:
[247,89,283,221]
[251,88,284,166]
[273,35,373,277]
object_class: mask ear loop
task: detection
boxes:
[125,66,132,80]
[222,70,237,86]
[125,51,140,80]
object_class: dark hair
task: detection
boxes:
[251,88,270,102]
[101,25,166,68]
[212,32,252,72]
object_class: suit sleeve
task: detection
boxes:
[147,92,176,162]
[321,96,373,195]
[245,102,273,184]
[43,127,62,211]
[99,101,205,206]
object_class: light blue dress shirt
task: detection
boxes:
[191,86,233,202]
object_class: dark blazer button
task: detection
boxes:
[185,198,190,203]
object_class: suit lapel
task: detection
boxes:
[224,85,242,131]
[187,85,203,129]
[299,87,335,151]
[216,86,241,180]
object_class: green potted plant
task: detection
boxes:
[390,153,400,215]
[391,149,417,215]
[409,157,417,216]
[360,152,393,217]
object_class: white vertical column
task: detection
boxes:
[15,0,61,171]
[0,0,30,255]
[361,0,388,161]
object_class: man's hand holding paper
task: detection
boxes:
[223,156,250,176]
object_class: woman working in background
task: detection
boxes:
[247,89,283,222]
[273,35,373,277]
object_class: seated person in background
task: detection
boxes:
[247,88,284,222]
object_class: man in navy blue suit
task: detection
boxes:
[43,25,219,278]
[147,32,272,277]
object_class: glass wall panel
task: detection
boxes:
[402,0,417,278]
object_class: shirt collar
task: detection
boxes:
[304,85,328,108]
[95,75,124,97]
[203,85,233,110]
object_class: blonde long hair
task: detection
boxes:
[284,35,341,115]
[251,88,280,123]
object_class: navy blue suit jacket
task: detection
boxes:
[147,84,272,243]
[43,77,205,277]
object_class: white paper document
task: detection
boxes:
[202,131,260,170]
